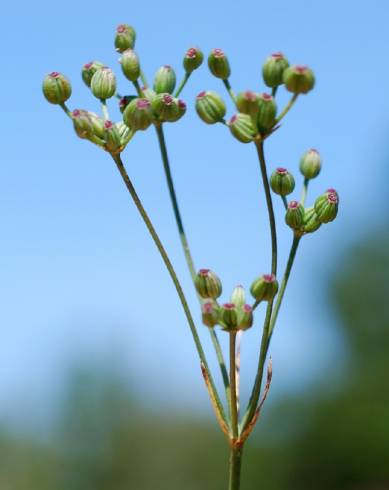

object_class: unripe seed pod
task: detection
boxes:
[230,285,246,309]
[153,65,176,94]
[250,274,279,302]
[220,303,238,331]
[262,52,289,88]
[237,304,254,331]
[103,120,122,154]
[301,207,321,234]
[236,91,259,116]
[91,67,116,100]
[300,148,321,179]
[82,61,105,87]
[314,190,339,223]
[270,167,295,196]
[87,111,105,139]
[115,24,136,53]
[195,269,222,299]
[141,87,157,103]
[228,114,256,143]
[183,47,204,73]
[71,109,94,139]
[285,201,305,230]
[42,72,72,104]
[283,65,315,94]
[168,99,187,122]
[208,48,231,79]
[119,95,137,114]
[120,49,140,82]
[123,98,154,131]
[152,93,180,122]
[195,91,226,124]
[201,299,220,328]
[257,93,277,130]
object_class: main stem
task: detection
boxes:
[228,332,242,490]
[228,445,243,490]
[111,154,228,427]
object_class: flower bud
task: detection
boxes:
[152,93,180,122]
[299,148,322,179]
[90,67,116,100]
[262,52,289,88]
[195,269,222,299]
[103,120,122,154]
[208,48,231,79]
[270,167,295,196]
[220,303,238,331]
[195,91,226,124]
[153,65,176,94]
[119,95,137,114]
[230,285,246,308]
[237,304,254,331]
[300,207,321,234]
[183,47,204,73]
[115,24,136,53]
[82,61,105,87]
[120,49,140,82]
[123,98,154,131]
[314,190,339,223]
[42,72,72,104]
[87,111,105,139]
[285,201,304,230]
[228,114,256,143]
[236,91,259,116]
[141,87,157,103]
[71,109,94,139]
[168,99,187,122]
[283,65,315,94]
[201,299,220,328]
[250,274,279,302]
[257,93,277,130]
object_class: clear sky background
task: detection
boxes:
[1,0,388,432]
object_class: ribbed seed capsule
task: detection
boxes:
[300,148,322,179]
[262,52,289,88]
[257,93,277,130]
[195,269,222,299]
[270,168,295,196]
[228,114,257,143]
[153,65,176,94]
[283,65,315,94]
[230,285,246,308]
[208,48,231,79]
[236,91,259,116]
[195,91,226,124]
[168,99,187,122]
[71,110,94,139]
[87,111,105,139]
[201,299,220,328]
[152,94,180,122]
[183,47,204,73]
[300,207,321,234]
[42,72,72,104]
[141,87,157,103]
[238,304,254,331]
[220,303,238,331]
[120,49,140,82]
[250,274,279,302]
[115,24,136,52]
[285,201,305,229]
[82,61,105,87]
[90,67,116,100]
[314,190,339,223]
[123,98,154,131]
[103,120,122,154]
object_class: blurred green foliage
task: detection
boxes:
[1,229,388,489]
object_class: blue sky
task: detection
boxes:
[1,0,389,431]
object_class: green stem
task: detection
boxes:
[223,79,237,104]
[271,86,278,97]
[101,99,110,121]
[140,70,148,89]
[229,332,238,440]
[59,102,71,117]
[301,178,309,206]
[174,72,191,97]
[228,445,243,490]
[154,124,231,401]
[274,94,298,125]
[281,195,288,210]
[133,80,144,97]
[111,154,228,428]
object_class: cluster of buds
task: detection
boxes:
[195,50,315,143]
[42,24,204,155]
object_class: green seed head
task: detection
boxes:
[103,120,123,154]
[270,167,295,196]
[257,93,277,131]
[123,98,154,131]
[152,93,180,122]
[228,114,257,143]
[220,303,239,331]
[42,72,72,105]
[300,148,322,179]
[201,299,220,328]
[236,91,259,116]
[208,48,231,79]
[195,91,226,124]
[230,285,246,308]
[120,49,141,82]
[195,269,223,299]
[153,65,176,94]
[285,201,305,230]
[87,111,105,138]
[237,304,254,331]
[82,61,105,87]
[167,99,187,122]
[250,274,279,302]
[115,24,136,53]
[283,65,315,94]
[300,207,321,234]
[183,47,204,73]
[314,189,339,223]
[262,52,289,88]
[90,67,116,100]
[71,109,94,139]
